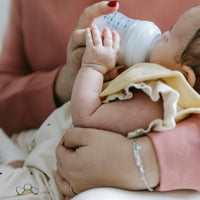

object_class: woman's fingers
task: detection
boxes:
[60,127,92,149]
[77,1,119,29]
[56,145,76,177]
[68,1,119,59]
[68,29,86,52]
[56,171,77,198]
[56,171,70,196]
[56,128,138,194]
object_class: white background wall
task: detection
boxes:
[0,0,10,51]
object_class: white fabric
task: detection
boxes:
[9,101,200,200]
[0,102,72,200]
[2,64,200,199]
[0,128,26,164]
[72,188,200,200]
[0,164,52,199]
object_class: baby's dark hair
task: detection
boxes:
[180,28,200,94]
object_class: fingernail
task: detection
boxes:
[107,1,118,7]
[117,66,127,74]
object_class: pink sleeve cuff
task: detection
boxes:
[148,114,200,191]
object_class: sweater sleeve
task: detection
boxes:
[148,114,200,191]
[0,0,60,135]
[0,69,60,135]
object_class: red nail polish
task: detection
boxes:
[107,1,118,7]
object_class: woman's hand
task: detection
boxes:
[54,1,119,105]
[55,127,159,198]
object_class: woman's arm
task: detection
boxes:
[0,1,60,135]
[56,114,200,198]
[56,127,159,198]
[55,1,120,105]
[0,1,119,135]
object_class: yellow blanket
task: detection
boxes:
[100,63,200,122]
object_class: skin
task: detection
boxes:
[56,3,200,199]
[55,3,199,105]
[9,160,24,168]
[56,128,159,199]
[56,1,161,199]
[70,5,200,139]
[54,1,120,105]
[71,25,163,135]
[150,6,200,86]
[63,5,200,195]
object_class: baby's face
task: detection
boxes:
[150,30,180,70]
[150,6,200,73]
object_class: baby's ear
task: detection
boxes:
[182,65,196,87]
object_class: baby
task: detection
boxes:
[71,5,200,136]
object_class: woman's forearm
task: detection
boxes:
[131,136,160,190]
[56,128,160,194]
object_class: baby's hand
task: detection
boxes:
[82,25,120,75]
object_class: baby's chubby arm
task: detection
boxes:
[71,25,120,126]
[71,25,163,135]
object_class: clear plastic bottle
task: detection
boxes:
[93,12,162,67]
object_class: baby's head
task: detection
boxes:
[150,5,200,93]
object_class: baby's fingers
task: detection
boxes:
[85,26,102,47]
[102,27,113,47]
[91,25,102,46]
[112,31,120,51]
[85,27,93,47]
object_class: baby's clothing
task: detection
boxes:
[1,63,200,199]
[0,164,51,200]
[0,129,26,164]
[0,102,72,200]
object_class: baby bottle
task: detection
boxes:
[93,12,162,67]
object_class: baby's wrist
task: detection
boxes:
[81,63,108,75]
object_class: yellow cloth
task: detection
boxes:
[100,63,200,122]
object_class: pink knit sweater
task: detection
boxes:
[0,0,200,191]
